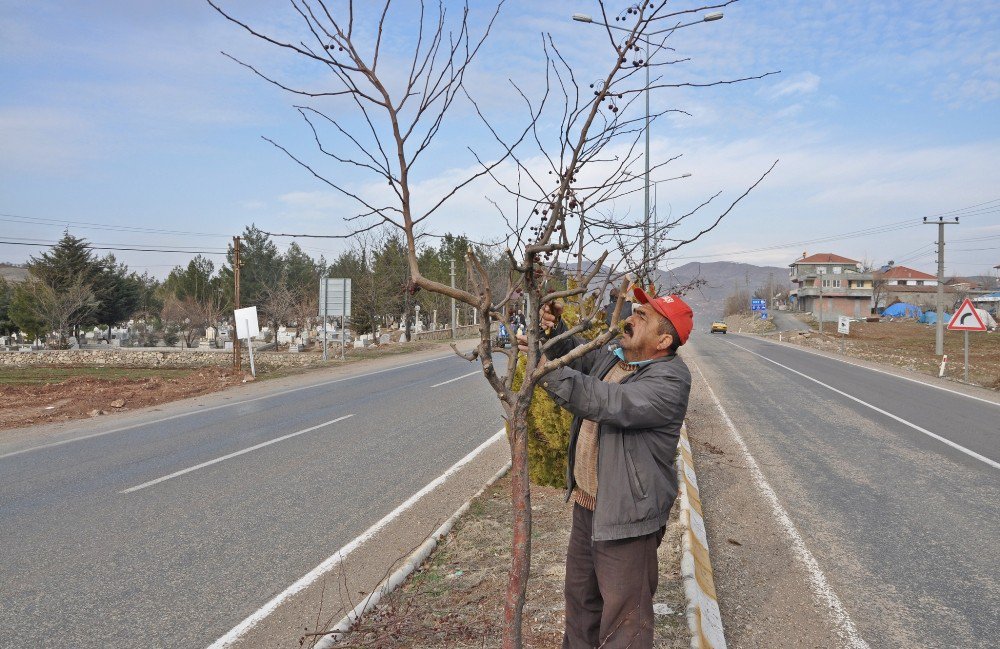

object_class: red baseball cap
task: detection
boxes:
[632,287,694,345]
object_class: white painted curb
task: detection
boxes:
[313,460,512,648]
[677,423,727,649]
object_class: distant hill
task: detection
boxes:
[553,259,790,322]
[656,261,790,321]
[0,264,29,283]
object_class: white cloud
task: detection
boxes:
[764,72,821,99]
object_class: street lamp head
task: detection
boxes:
[703,12,724,21]
[572,13,593,23]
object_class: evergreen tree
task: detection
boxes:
[0,278,15,336]
[93,255,143,338]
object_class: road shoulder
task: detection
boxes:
[684,357,845,648]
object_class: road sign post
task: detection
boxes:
[837,316,850,353]
[234,306,260,378]
[320,278,352,360]
[946,298,986,383]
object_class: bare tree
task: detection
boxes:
[161,295,212,347]
[18,278,99,348]
[209,1,775,646]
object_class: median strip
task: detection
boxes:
[120,414,355,494]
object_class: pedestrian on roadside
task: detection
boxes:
[604,286,632,328]
[519,287,693,649]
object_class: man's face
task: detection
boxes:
[620,303,673,362]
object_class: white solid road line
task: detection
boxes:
[0,354,455,461]
[692,362,871,649]
[431,371,480,388]
[120,415,355,494]
[205,426,507,649]
[724,339,1000,470]
[737,333,1000,408]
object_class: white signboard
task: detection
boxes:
[319,278,352,318]
[837,315,850,335]
[234,306,260,340]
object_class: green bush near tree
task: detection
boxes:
[515,292,607,488]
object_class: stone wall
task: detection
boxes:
[0,348,324,370]
[411,325,485,341]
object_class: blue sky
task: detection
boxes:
[1,0,998,281]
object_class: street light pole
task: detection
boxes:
[643,39,650,283]
[572,10,722,287]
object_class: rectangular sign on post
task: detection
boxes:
[234,306,260,340]
[838,315,850,335]
[319,278,352,318]
[750,298,766,311]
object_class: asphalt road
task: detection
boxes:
[0,351,507,648]
[687,331,999,648]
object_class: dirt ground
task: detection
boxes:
[0,367,243,430]
[326,475,691,648]
[780,319,1000,390]
[0,341,451,433]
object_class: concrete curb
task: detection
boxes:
[314,460,512,648]
[677,423,727,649]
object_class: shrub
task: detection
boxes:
[517,292,605,488]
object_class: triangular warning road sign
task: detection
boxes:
[947,298,987,332]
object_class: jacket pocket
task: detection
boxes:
[623,442,647,500]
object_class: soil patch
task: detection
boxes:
[0,367,241,430]
[778,319,1000,390]
[325,475,690,648]
[0,340,464,433]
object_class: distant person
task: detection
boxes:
[604,287,632,328]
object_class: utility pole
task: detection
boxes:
[768,272,775,311]
[818,277,824,333]
[450,259,456,339]
[924,216,959,355]
[233,235,242,374]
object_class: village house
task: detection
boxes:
[873,265,949,311]
[789,253,874,319]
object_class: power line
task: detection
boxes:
[0,240,228,255]
[0,211,231,238]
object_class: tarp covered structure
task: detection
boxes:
[920,311,950,325]
[881,302,923,318]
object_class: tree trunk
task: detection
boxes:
[502,406,532,649]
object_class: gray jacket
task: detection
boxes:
[542,325,691,541]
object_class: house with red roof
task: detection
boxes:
[873,264,954,310]
[788,253,874,319]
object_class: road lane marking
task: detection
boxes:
[431,371,480,388]
[0,354,457,461]
[205,426,507,649]
[723,339,1000,470]
[732,333,1000,408]
[120,415,355,494]
[691,361,871,649]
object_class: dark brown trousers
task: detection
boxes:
[563,504,665,649]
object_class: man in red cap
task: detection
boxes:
[524,287,693,649]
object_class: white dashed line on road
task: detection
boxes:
[120,414,355,494]
[431,371,480,388]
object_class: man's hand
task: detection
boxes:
[516,302,561,353]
